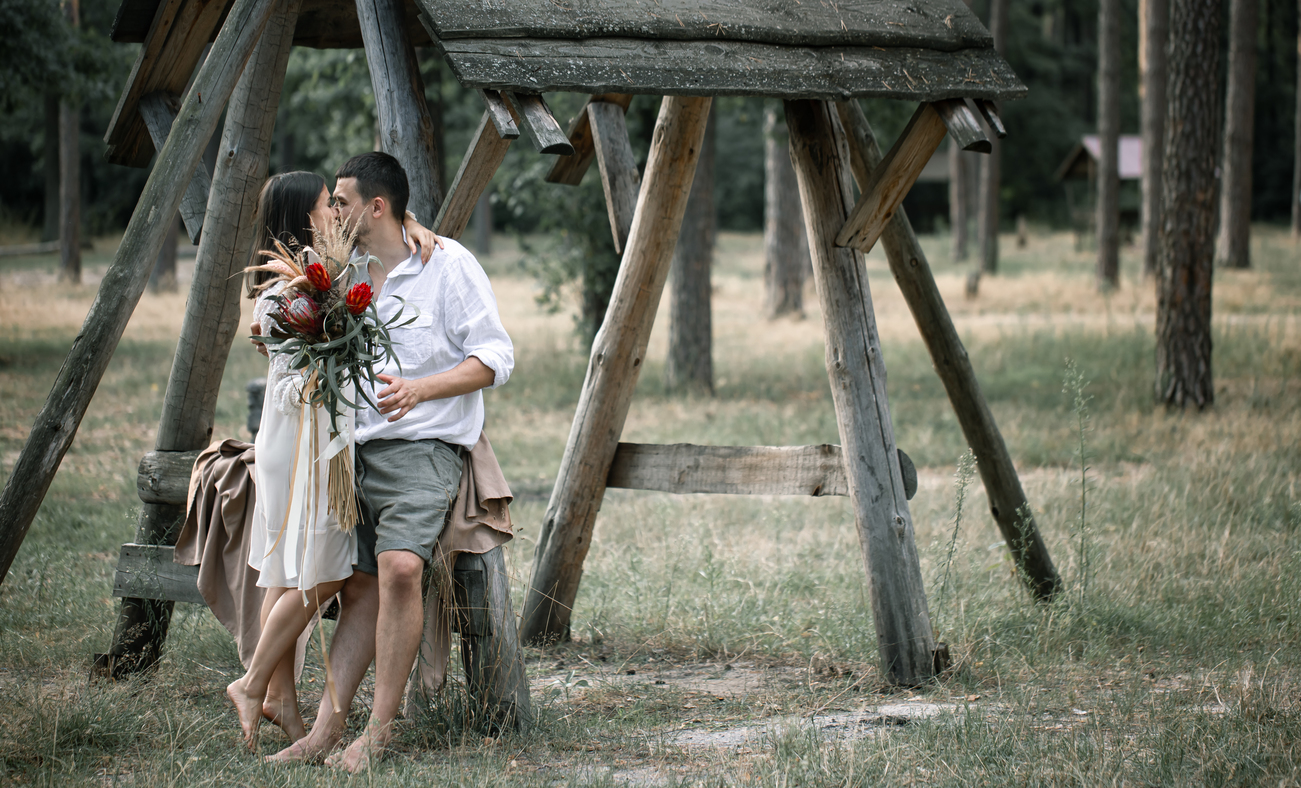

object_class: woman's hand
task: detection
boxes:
[403,212,445,264]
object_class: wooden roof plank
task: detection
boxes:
[105,0,230,167]
[417,0,992,51]
[439,38,1027,102]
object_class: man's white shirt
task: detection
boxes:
[353,238,513,449]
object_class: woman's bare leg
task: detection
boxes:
[228,581,345,750]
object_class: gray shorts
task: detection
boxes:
[354,438,464,576]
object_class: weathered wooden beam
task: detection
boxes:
[974,99,1008,139]
[433,112,513,241]
[503,92,575,156]
[607,443,917,501]
[545,93,634,186]
[137,449,203,505]
[357,0,442,222]
[438,38,1027,103]
[453,548,533,730]
[112,544,204,605]
[834,99,1060,601]
[587,101,641,254]
[786,99,936,686]
[138,92,213,244]
[836,102,949,255]
[479,90,520,140]
[416,0,995,50]
[105,0,301,676]
[0,0,281,594]
[932,98,990,154]
[521,96,713,646]
[105,0,231,167]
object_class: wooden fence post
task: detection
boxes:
[834,100,1061,601]
[356,0,442,222]
[521,96,713,645]
[0,0,281,591]
[785,99,936,685]
[102,0,301,674]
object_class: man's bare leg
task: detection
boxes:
[267,571,379,762]
[329,550,424,773]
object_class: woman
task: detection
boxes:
[226,171,441,750]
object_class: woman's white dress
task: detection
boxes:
[247,283,357,591]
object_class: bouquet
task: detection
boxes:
[247,217,414,531]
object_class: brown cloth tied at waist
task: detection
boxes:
[173,431,514,702]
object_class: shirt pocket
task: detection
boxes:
[390,313,435,372]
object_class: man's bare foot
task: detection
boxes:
[262,695,307,742]
[326,719,391,774]
[226,678,264,751]
[265,731,339,764]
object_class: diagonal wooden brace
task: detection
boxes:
[835,102,949,255]
[546,94,635,185]
[588,101,641,253]
[138,92,213,244]
[504,92,574,156]
[434,111,514,240]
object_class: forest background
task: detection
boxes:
[4,0,1300,293]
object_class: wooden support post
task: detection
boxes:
[453,549,533,730]
[785,99,936,686]
[588,101,641,253]
[0,0,280,592]
[834,101,1060,600]
[433,111,513,240]
[836,102,949,255]
[356,0,442,222]
[139,93,214,244]
[102,0,300,675]
[546,94,635,185]
[521,96,713,645]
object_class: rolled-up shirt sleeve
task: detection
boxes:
[444,253,514,388]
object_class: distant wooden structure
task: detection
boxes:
[0,0,1060,691]
[1056,134,1143,247]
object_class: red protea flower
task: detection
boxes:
[304,261,332,292]
[345,283,373,315]
[281,294,323,335]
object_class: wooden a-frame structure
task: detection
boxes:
[0,0,1061,696]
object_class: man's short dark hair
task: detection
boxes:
[336,151,409,223]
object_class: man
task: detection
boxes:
[265,152,512,771]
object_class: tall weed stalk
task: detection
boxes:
[934,449,976,639]
[1063,359,1093,606]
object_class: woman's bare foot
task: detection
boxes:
[226,678,264,751]
[325,719,390,774]
[262,695,306,742]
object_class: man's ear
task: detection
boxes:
[371,196,388,220]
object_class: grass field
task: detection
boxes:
[1,226,1299,786]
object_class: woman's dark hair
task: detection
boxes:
[245,171,326,298]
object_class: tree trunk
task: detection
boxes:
[1096,0,1122,289]
[1215,0,1259,268]
[949,138,968,262]
[1294,0,1301,240]
[978,0,1008,274]
[764,103,806,318]
[666,107,716,395]
[1140,0,1169,275]
[43,95,59,243]
[58,0,82,284]
[356,0,443,222]
[1156,0,1222,409]
[150,217,179,293]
